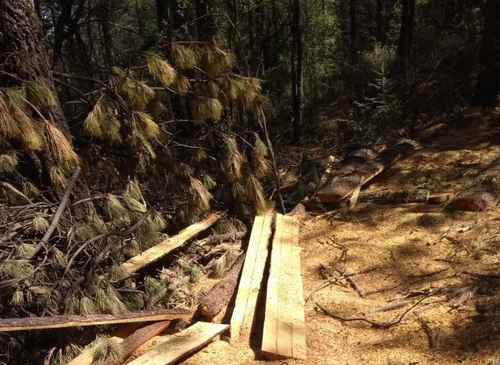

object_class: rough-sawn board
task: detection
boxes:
[262,214,306,360]
[127,322,228,365]
[119,212,222,277]
[230,214,274,340]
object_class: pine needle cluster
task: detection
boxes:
[252,133,272,178]
[223,136,245,182]
[146,52,177,88]
[191,97,223,121]
[171,44,198,70]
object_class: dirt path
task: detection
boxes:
[183,117,500,365]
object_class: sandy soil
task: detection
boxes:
[135,115,500,365]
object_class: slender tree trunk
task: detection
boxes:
[376,0,385,45]
[396,0,416,80]
[195,0,217,41]
[291,0,303,143]
[100,0,114,68]
[397,0,415,78]
[473,0,500,106]
[350,0,358,66]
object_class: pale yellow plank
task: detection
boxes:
[67,337,123,365]
[230,214,273,340]
[262,214,306,360]
[127,322,228,365]
[120,213,222,277]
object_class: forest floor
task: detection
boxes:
[177,111,500,365]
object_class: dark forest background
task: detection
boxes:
[0,1,499,363]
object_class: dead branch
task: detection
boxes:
[34,167,81,256]
[315,294,429,329]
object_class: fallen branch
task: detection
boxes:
[416,315,437,349]
[315,294,429,329]
[0,309,192,332]
[0,182,33,204]
[359,189,453,205]
[197,229,247,246]
[33,167,81,256]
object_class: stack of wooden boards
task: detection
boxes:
[0,212,305,364]
[231,213,306,360]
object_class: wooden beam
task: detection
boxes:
[127,322,228,365]
[0,309,192,332]
[262,214,306,360]
[120,212,223,277]
[230,214,274,340]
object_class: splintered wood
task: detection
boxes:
[230,214,273,340]
[120,212,222,277]
[262,214,306,360]
[0,309,191,332]
[127,322,228,365]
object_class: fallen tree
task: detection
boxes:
[304,141,418,208]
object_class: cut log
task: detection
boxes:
[359,189,453,205]
[262,214,306,360]
[101,321,171,365]
[0,309,192,332]
[197,255,245,321]
[119,212,223,278]
[313,141,416,204]
[446,192,496,212]
[127,322,229,365]
[230,214,274,340]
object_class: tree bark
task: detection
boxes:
[0,0,69,132]
[195,0,217,41]
[291,0,303,143]
[472,0,500,106]
[376,0,385,45]
[396,0,416,80]
[350,0,358,65]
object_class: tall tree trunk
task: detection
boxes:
[195,0,217,41]
[0,0,69,133]
[291,0,303,143]
[473,0,500,106]
[350,0,358,66]
[376,0,385,45]
[396,0,415,80]
[100,0,114,68]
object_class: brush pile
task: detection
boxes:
[0,38,275,364]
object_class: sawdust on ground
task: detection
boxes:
[136,116,500,365]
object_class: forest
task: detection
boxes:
[0,0,500,364]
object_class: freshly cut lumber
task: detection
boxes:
[101,321,171,365]
[67,337,123,365]
[120,212,222,277]
[127,322,229,365]
[313,141,416,204]
[262,214,306,360]
[0,309,192,332]
[197,255,245,321]
[230,214,274,340]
